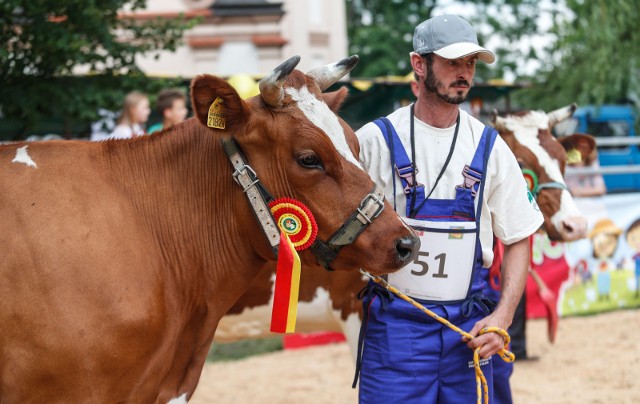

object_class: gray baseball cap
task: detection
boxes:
[413,14,495,64]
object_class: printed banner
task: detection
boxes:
[526,192,640,318]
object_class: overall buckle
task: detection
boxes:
[456,165,482,197]
[396,165,421,195]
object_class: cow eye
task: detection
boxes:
[298,153,323,169]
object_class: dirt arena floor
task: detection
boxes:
[192,309,640,403]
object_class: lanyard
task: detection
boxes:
[408,103,460,218]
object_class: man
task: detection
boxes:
[147,88,188,134]
[354,15,544,403]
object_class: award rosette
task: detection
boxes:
[268,198,318,334]
[269,198,318,251]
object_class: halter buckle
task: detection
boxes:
[232,164,259,192]
[356,190,385,224]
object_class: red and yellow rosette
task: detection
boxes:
[268,198,318,334]
[269,198,318,251]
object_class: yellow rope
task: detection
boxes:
[360,270,515,404]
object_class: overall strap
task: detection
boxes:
[457,125,499,200]
[473,126,499,222]
[373,117,424,216]
[471,126,499,270]
[373,118,397,211]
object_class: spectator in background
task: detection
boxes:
[147,89,188,134]
[109,91,150,139]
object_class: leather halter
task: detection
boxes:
[221,137,385,270]
[535,181,569,196]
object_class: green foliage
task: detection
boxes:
[345,0,546,82]
[514,0,640,110]
[346,0,437,78]
[0,0,196,138]
[207,338,283,362]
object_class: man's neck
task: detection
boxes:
[413,96,460,129]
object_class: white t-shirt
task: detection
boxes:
[357,105,544,268]
[108,123,145,140]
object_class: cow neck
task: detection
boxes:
[105,125,266,315]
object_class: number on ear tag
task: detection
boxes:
[207,97,226,129]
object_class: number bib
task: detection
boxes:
[388,217,478,302]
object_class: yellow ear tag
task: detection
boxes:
[207,97,226,129]
[566,148,582,164]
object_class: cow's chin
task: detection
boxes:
[321,251,412,276]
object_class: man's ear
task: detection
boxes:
[410,52,426,81]
[190,74,251,134]
[321,86,349,113]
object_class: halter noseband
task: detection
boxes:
[222,137,385,270]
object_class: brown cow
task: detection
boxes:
[217,104,596,358]
[0,56,420,403]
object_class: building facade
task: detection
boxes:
[128,0,348,77]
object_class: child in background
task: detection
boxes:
[109,91,150,139]
[589,218,622,300]
[147,89,188,134]
[625,218,640,297]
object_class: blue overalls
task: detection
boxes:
[354,116,507,403]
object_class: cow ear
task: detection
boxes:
[558,133,597,163]
[190,75,251,134]
[321,86,349,113]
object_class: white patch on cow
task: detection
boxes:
[285,86,363,169]
[215,285,340,342]
[549,189,583,233]
[167,393,188,404]
[337,311,362,361]
[12,145,37,168]
[503,111,565,186]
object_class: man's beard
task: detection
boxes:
[424,62,469,105]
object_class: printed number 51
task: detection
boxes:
[411,251,448,278]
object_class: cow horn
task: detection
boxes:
[307,55,359,91]
[490,109,498,124]
[259,55,301,107]
[491,110,508,133]
[548,103,577,127]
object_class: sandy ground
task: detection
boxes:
[192,309,640,403]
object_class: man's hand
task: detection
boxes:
[461,236,530,358]
[462,311,511,359]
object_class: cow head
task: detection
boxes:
[492,104,593,241]
[190,56,419,275]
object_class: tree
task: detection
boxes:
[514,0,640,110]
[0,0,196,138]
[345,0,547,82]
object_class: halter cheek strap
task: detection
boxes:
[536,182,569,195]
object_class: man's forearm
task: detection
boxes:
[494,237,530,326]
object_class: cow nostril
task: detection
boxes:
[396,235,420,263]
[562,221,575,233]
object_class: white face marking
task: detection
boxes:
[12,145,38,168]
[503,111,565,186]
[285,86,363,169]
[167,393,188,404]
[550,189,583,230]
